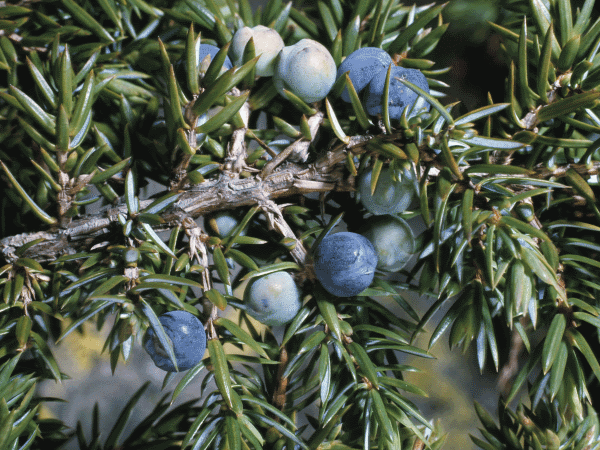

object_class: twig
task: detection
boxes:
[272,346,289,412]
[497,316,526,396]
[1,134,366,264]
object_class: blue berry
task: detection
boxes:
[143,311,206,372]
[336,47,394,102]
[313,232,378,297]
[358,167,415,215]
[365,65,430,119]
[230,26,284,77]
[274,39,336,103]
[362,216,414,271]
[244,271,301,326]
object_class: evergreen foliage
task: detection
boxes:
[1,0,600,448]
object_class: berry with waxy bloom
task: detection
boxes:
[337,47,394,102]
[365,65,430,119]
[244,271,301,326]
[358,166,415,215]
[143,311,206,372]
[274,39,336,103]
[230,25,284,76]
[312,232,378,297]
[362,216,415,271]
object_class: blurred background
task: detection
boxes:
[36,0,597,448]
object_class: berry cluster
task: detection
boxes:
[145,31,424,372]
[186,28,431,111]
[231,25,336,103]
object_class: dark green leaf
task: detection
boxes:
[197,92,250,134]
[315,288,342,342]
[60,0,115,42]
[240,262,301,281]
[542,314,566,374]
[30,331,62,382]
[205,288,227,310]
[568,328,600,383]
[518,18,536,109]
[171,360,207,404]
[25,57,56,109]
[348,342,379,389]
[9,86,56,135]
[325,98,349,144]
[241,396,296,428]
[208,338,243,414]
[388,3,446,54]
[215,317,268,358]
[225,413,241,450]
[141,223,177,259]
[529,0,560,59]
[58,46,73,115]
[90,157,131,184]
[557,34,580,72]
[212,246,230,287]
[369,389,394,444]
[537,92,600,122]
[454,103,509,126]
[246,411,309,450]
[548,341,568,401]
[139,274,202,289]
[343,16,360,56]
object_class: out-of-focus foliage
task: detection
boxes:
[0,0,600,448]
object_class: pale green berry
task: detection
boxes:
[230,25,284,77]
[274,39,336,103]
[244,271,301,326]
[362,216,414,271]
[358,167,415,215]
[207,211,246,238]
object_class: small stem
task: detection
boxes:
[497,316,526,396]
[272,345,288,412]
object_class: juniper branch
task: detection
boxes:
[4,128,599,266]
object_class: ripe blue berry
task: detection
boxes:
[143,311,206,372]
[358,167,415,215]
[336,47,394,102]
[274,39,336,103]
[230,26,284,77]
[365,65,430,119]
[313,232,378,297]
[244,271,301,326]
[362,216,414,271]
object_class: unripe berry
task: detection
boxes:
[274,39,336,103]
[358,167,415,215]
[143,311,206,372]
[336,47,394,102]
[206,211,246,238]
[313,232,378,297]
[362,216,414,271]
[244,271,301,326]
[198,44,233,71]
[174,45,232,91]
[230,26,284,76]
